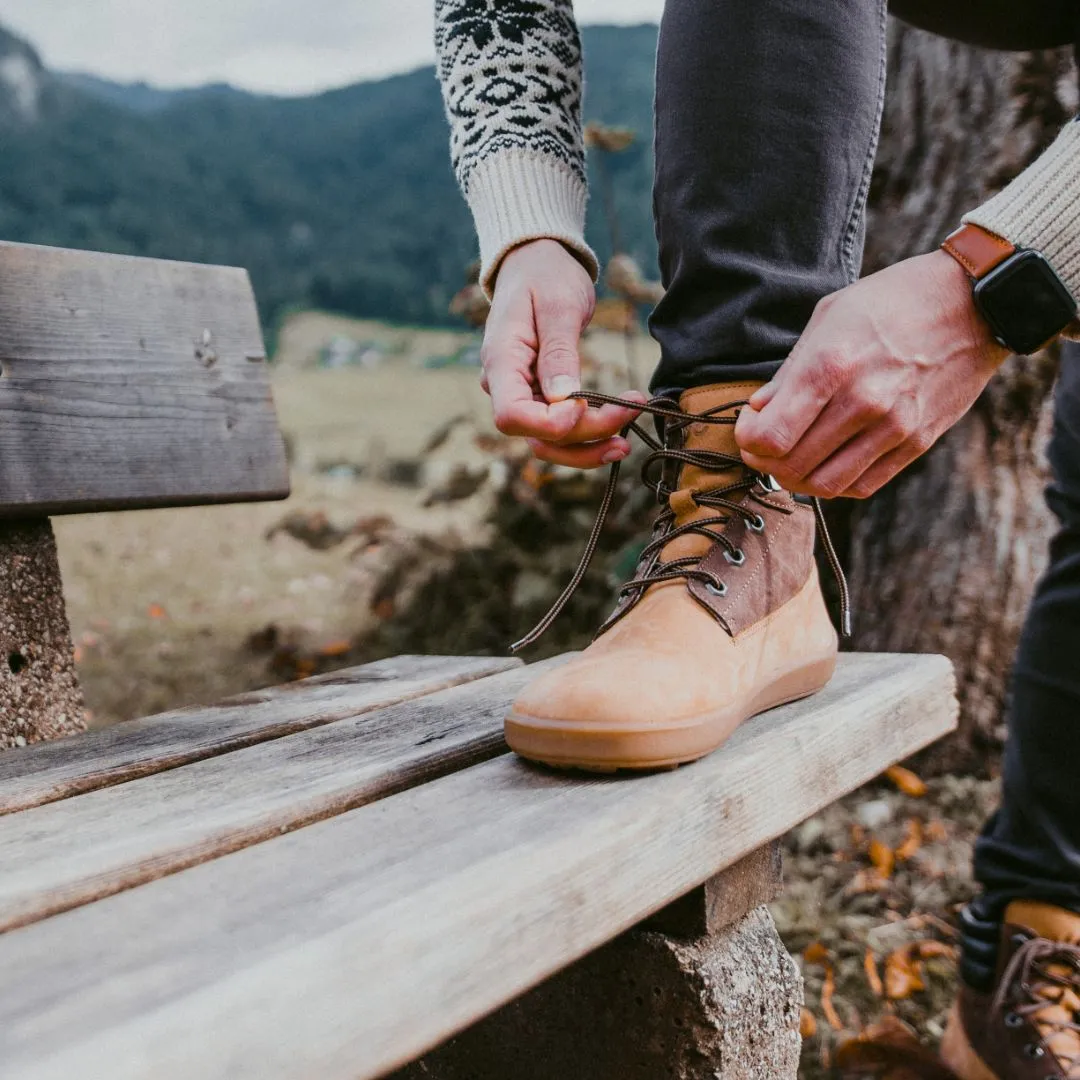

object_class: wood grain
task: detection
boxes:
[0,660,554,934]
[0,653,956,1080]
[0,241,289,515]
[0,654,518,815]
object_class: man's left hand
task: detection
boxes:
[734,250,1009,499]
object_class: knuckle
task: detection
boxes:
[852,387,889,420]
[848,480,876,500]
[492,406,516,435]
[881,408,911,440]
[909,427,935,455]
[813,351,849,393]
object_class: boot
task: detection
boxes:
[942,900,1080,1079]
[505,381,841,771]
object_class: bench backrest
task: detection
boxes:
[0,241,289,517]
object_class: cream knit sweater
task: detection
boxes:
[435,0,1080,304]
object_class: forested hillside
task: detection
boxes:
[0,23,657,327]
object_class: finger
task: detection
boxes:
[554,392,647,445]
[527,436,631,470]
[735,353,843,459]
[747,372,783,411]
[759,391,895,483]
[787,421,908,498]
[534,295,590,403]
[840,435,937,499]
[486,359,585,439]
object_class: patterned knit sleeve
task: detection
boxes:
[964,117,1080,314]
[435,0,599,296]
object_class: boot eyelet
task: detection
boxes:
[747,515,766,533]
[724,549,746,566]
[1005,1012,1024,1028]
[1023,1044,1045,1059]
[705,581,727,597]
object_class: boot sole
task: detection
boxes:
[504,655,836,773]
[939,1004,1001,1080]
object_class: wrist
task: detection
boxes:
[929,249,1010,370]
[940,222,1076,356]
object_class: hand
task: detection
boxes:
[481,239,645,469]
[734,250,1009,499]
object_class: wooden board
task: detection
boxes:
[0,660,554,933]
[0,653,956,1080]
[0,241,289,515]
[0,654,518,815]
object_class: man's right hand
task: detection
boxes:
[481,239,645,469]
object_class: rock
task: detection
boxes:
[856,798,894,830]
[0,519,84,750]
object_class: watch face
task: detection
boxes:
[974,250,1077,355]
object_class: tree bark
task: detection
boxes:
[848,23,1077,772]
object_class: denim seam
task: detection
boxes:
[840,0,888,283]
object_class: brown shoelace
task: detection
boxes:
[995,936,1080,1076]
[511,391,852,653]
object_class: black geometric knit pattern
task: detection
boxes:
[435,0,586,189]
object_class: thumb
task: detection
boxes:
[535,300,587,403]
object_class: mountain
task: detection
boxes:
[0,24,658,328]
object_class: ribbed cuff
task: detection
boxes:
[964,120,1080,302]
[465,151,599,297]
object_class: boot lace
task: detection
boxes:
[511,391,851,653]
[995,936,1080,1076]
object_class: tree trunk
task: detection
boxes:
[848,22,1077,772]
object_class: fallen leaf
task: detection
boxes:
[865,948,884,997]
[924,820,949,843]
[835,1015,961,1078]
[804,941,830,966]
[897,818,924,862]
[318,639,352,658]
[72,645,84,664]
[821,962,844,1031]
[846,868,888,896]
[148,603,167,620]
[884,945,926,1000]
[869,838,896,879]
[886,764,928,797]
[800,1008,818,1039]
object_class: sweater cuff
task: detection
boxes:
[964,120,1080,302]
[465,151,599,297]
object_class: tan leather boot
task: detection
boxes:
[941,901,1080,1079]
[505,381,840,771]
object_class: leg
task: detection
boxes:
[972,343,1080,924]
[649,0,889,393]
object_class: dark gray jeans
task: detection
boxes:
[646,0,1080,935]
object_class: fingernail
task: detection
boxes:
[602,447,628,464]
[547,375,580,401]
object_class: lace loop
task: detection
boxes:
[510,391,852,653]
[994,936,1080,1076]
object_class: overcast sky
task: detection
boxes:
[0,1,663,95]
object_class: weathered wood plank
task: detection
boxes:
[0,660,553,934]
[0,653,956,1080]
[0,654,518,815]
[0,241,289,515]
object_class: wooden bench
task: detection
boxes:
[0,242,959,1080]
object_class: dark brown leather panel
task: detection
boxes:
[688,493,815,636]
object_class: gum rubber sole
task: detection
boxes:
[505,655,836,773]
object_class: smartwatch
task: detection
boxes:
[942,223,1077,355]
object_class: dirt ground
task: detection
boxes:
[50,311,983,1075]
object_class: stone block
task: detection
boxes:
[394,905,802,1080]
[0,519,84,750]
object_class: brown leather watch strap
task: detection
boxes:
[942,223,1016,280]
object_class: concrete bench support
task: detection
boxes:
[397,843,801,1080]
[0,519,83,750]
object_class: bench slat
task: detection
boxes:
[0,655,518,815]
[0,653,955,1080]
[0,661,551,934]
[0,242,290,516]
